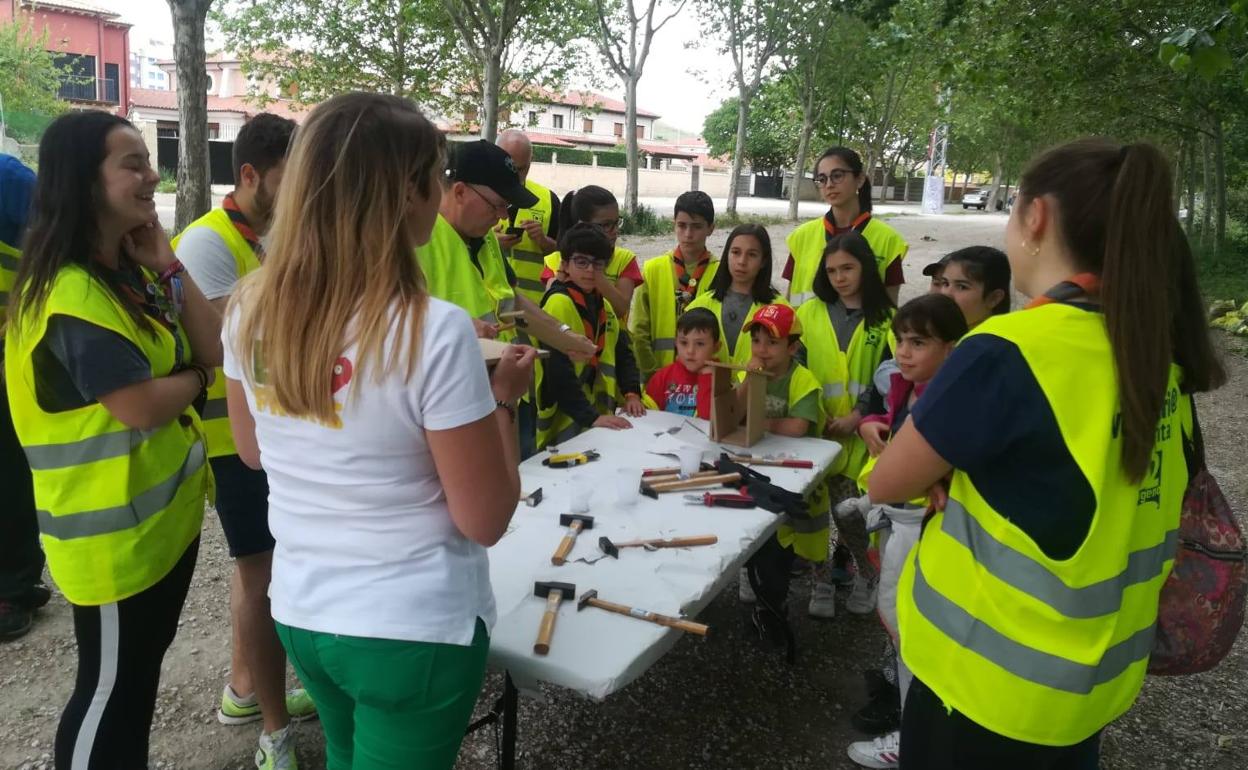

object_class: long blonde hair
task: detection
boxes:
[232,92,445,423]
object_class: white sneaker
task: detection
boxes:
[846,574,879,615]
[738,567,756,603]
[847,729,900,768]
[256,725,298,770]
[807,579,837,618]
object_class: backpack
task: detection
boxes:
[1148,399,1247,675]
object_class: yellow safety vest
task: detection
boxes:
[631,252,721,377]
[171,208,261,459]
[796,299,893,478]
[534,286,622,449]
[0,239,19,320]
[686,292,789,367]
[786,217,908,306]
[503,179,555,304]
[5,264,209,605]
[896,303,1190,746]
[417,214,516,341]
[763,361,830,562]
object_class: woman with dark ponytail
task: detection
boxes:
[540,185,642,318]
[869,139,1224,767]
[784,147,909,306]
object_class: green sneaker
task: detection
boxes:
[255,725,298,770]
[219,685,319,726]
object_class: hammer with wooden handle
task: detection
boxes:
[576,589,709,636]
[532,581,575,655]
[640,472,741,499]
[597,534,718,559]
[551,513,593,565]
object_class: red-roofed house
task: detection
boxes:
[511,89,661,146]
[1,0,131,112]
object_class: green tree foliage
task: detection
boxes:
[0,23,67,141]
[702,79,801,174]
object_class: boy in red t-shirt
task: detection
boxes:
[643,308,718,419]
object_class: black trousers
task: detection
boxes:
[0,340,44,604]
[900,676,1101,770]
[55,538,199,770]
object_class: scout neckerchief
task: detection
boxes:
[114,261,187,364]
[672,247,710,314]
[823,209,871,242]
[223,193,264,260]
[565,283,608,386]
[1025,273,1101,309]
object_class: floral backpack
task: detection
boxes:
[1149,399,1247,675]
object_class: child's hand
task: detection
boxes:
[859,421,889,456]
[744,356,765,374]
[594,414,632,430]
[622,393,646,417]
[825,412,861,440]
[472,318,499,339]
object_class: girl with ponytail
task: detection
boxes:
[540,185,642,318]
[783,147,909,306]
[868,138,1224,766]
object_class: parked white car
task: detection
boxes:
[962,189,988,210]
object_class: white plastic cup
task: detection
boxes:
[615,467,641,506]
[677,445,704,479]
[568,478,593,513]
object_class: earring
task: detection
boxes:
[1021,240,1041,258]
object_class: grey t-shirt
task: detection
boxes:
[34,315,151,412]
[826,300,863,353]
[176,226,239,301]
[721,291,753,356]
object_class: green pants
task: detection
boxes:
[275,619,489,770]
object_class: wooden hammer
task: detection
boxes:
[576,589,709,636]
[597,534,718,559]
[639,472,742,499]
[532,581,575,655]
[551,513,593,565]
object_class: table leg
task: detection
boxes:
[502,672,518,770]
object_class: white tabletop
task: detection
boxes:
[486,410,842,700]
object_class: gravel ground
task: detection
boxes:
[2,209,1244,769]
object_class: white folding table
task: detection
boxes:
[469,410,842,767]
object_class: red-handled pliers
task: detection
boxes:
[683,492,756,508]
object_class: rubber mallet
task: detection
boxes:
[576,589,709,636]
[551,513,594,565]
[532,581,576,655]
[597,534,719,559]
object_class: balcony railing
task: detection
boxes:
[58,77,119,104]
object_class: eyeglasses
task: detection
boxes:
[589,218,623,232]
[812,169,854,187]
[569,255,608,271]
[466,184,509,215]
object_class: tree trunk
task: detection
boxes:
[1184,136,1196,233]
[789,115,813,221]
[727,93,750,216]
[1201,132,1213,248]
[480,52,503,142]
[168,0,212,232]
[1212,116,1226,254]
[624,75,640,216]
[986,152,1005,211]
[903,167,912,203]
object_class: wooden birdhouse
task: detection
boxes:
[707,362,768,448]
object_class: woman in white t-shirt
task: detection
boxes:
[221,92,537,770]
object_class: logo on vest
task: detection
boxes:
[1138,448,1164,506]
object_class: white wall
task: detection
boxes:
[528,159,731,199]
[512,101,654,141]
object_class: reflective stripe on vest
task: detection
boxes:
[534,288,622,450]
[785,217,908,304]
[896,303,1189,746]
[5,264,207,605]
[823,382,845,399]
[635,253,719,374]
[504,179,554,304]
[172,208,261,458]
[0,240,20,317]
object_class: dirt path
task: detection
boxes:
[2,210,1242,770]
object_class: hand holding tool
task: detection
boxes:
[683,492,756,509]
[597,534,718,559]
[551,513,594,565]
[576,589,708,636]
[532,581,576,655]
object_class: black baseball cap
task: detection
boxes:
[922,254,949,277]
[448,140,538,208]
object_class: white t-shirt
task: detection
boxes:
[222,296,498,645]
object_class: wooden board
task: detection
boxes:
[498,310,599,357]
[479,337,551,366]
[707,362,768,448]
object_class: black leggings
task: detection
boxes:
[900,676,1101,770]
[55,538,199,770]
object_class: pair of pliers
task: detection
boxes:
[683,491,756,509]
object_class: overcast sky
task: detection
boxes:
[102,0,731,134]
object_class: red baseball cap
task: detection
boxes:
[744,304,802,339]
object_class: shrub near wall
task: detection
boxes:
[530,144,628,168]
